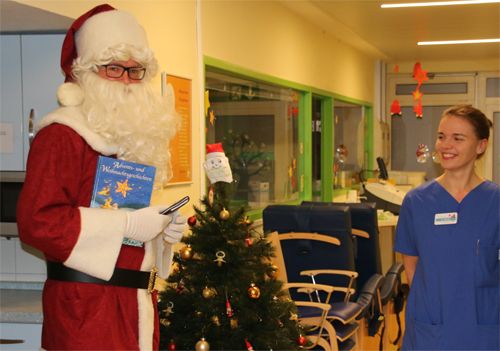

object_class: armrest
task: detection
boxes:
[352,228,370,238]
[280,232,341,246]
[300,269,358,301]
[301,269,358,279]
[284,282,335,294]
[298,286,355,296]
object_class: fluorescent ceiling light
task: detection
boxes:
[418,38,500,45]
[382,1,500,8]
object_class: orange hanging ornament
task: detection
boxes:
[390,99,402,117]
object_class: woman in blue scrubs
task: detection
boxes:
[395,105,499,350]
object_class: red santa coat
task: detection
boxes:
[17,106,167,350]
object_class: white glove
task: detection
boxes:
[125,206,172,243]
[163,211,187,244]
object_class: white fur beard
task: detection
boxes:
[79,72,179,186]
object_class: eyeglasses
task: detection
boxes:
[100,64,146,80]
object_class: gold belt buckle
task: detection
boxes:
[147,267,158,294]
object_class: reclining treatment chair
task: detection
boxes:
[263,205,364,350]
[301,201,382,293]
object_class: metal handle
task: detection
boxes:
[28,108,35,145]
[0,339,25,344]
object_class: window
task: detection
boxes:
[205,68,301,211]
[386,74,476,182]
[333,101,364,190]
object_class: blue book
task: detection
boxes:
[91,156,156,247]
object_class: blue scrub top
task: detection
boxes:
[395,180,499,350]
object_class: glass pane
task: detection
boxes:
[395,82,468,95]
[205,68,300,210]
[333,101,363,191]
[390,106,446,181]
[486,77,500,97]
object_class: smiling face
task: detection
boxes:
[435,115,488,172]
[207,157,223,169]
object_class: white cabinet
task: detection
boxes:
[0,237,45,282]
[0,323,42,350]
[0,34,65,171]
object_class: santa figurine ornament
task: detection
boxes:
[204,143,233,184]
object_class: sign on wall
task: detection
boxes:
[162,73,192,185]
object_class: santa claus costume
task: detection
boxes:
[16,5,181,350]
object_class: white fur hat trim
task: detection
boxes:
[75,10,149,64]
[57,82,84,107]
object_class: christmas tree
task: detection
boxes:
[158,144,306,351]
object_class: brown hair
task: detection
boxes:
[442,104,493,140]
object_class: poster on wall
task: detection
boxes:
[162,73,192,185]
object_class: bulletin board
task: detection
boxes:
[162,73,192,184]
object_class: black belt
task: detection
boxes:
[46,261,158,293]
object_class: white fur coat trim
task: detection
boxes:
[35,106,118,156]
[64,207,126,280]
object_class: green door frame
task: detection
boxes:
[312,89,374,202]
[204,56,373,215]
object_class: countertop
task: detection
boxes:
[0,282,43,324]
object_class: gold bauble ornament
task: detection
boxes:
[211,315,221,326]
[267,264,279,279]
[219,208,230,220]
[179,245,193,260]
[230,318,239,329]
[171,262,181,274]
[247,283,261,299]
[195,338,210,351]
[160,318,171,327]
[202,286,217,299]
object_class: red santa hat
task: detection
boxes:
[57,4,152,106]
[60,4,115,82]
[206,143,227,160]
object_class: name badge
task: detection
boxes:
[434,212,458,225]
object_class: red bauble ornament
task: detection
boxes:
[298,334,307,346]
[188,215,197,226]
[245,236,253,247]
[168,339,176,351]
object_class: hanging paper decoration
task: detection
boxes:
[413,62,429,85]
[416,144,430,163]
[287,91,299,119]
[412,62,428,118]
[390,64,403,118]
[205,90,216,127]
[413,100,423,119]
[204,143,233,184]
[390,99,402,117]
[226,298,233,317]
[245,339,254,351]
